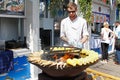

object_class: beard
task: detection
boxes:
[69,14,77,20]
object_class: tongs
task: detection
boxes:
[44,46,81,57]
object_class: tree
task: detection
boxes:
[78,0,92,24]
[48,0,64,18]
[78,0,92,49]
[116,0,120,4]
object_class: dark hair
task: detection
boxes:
[115,20,120,24]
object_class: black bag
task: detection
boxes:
[108,32,111,37]
[115,39,120,50]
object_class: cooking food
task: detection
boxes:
[28,46,99,77]
[28,47,98,68]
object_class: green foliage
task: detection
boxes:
[48,0,63,18]
[49,0,92,22]
[78,0,92,24]
[116,0,120,4]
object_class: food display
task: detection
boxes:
[28,46,99,77]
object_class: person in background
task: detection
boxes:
[60,2,89,48]
[100,21,114,63]
[114,21,120,65]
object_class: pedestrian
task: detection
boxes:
[60,2,89,48]
[100,21,114,63]
[114,21,120,65]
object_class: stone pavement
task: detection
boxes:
[89,53,120,78]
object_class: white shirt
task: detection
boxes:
[101,28,112,44]
[115,25,120,39]
[60,16,89,46]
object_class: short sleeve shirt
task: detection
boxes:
[101,28,112,44]
[60,16,89,45]
[115,25,120,39]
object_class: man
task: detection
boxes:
[60,2,89,48]
[114,21,120,64]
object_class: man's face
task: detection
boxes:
[67,7,77,19]
[115,23,118,27]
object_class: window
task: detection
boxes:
[0,0,25,16]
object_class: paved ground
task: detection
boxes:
[89,53,120,78]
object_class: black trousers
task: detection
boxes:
[101,43,109,60]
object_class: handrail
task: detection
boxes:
[86,68,120,80]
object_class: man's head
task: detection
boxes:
[67,2,77,12]
[114,21,120,27]
[67,2,77,20]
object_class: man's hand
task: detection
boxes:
[68,40,75,46]
[74,42,83,48]
[68,40,83,48]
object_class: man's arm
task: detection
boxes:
[81,35,88,43]
[80,19,89,43]
[60,36,69,43]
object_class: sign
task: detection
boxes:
[92,12,110,23]
[0,0,24,15]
